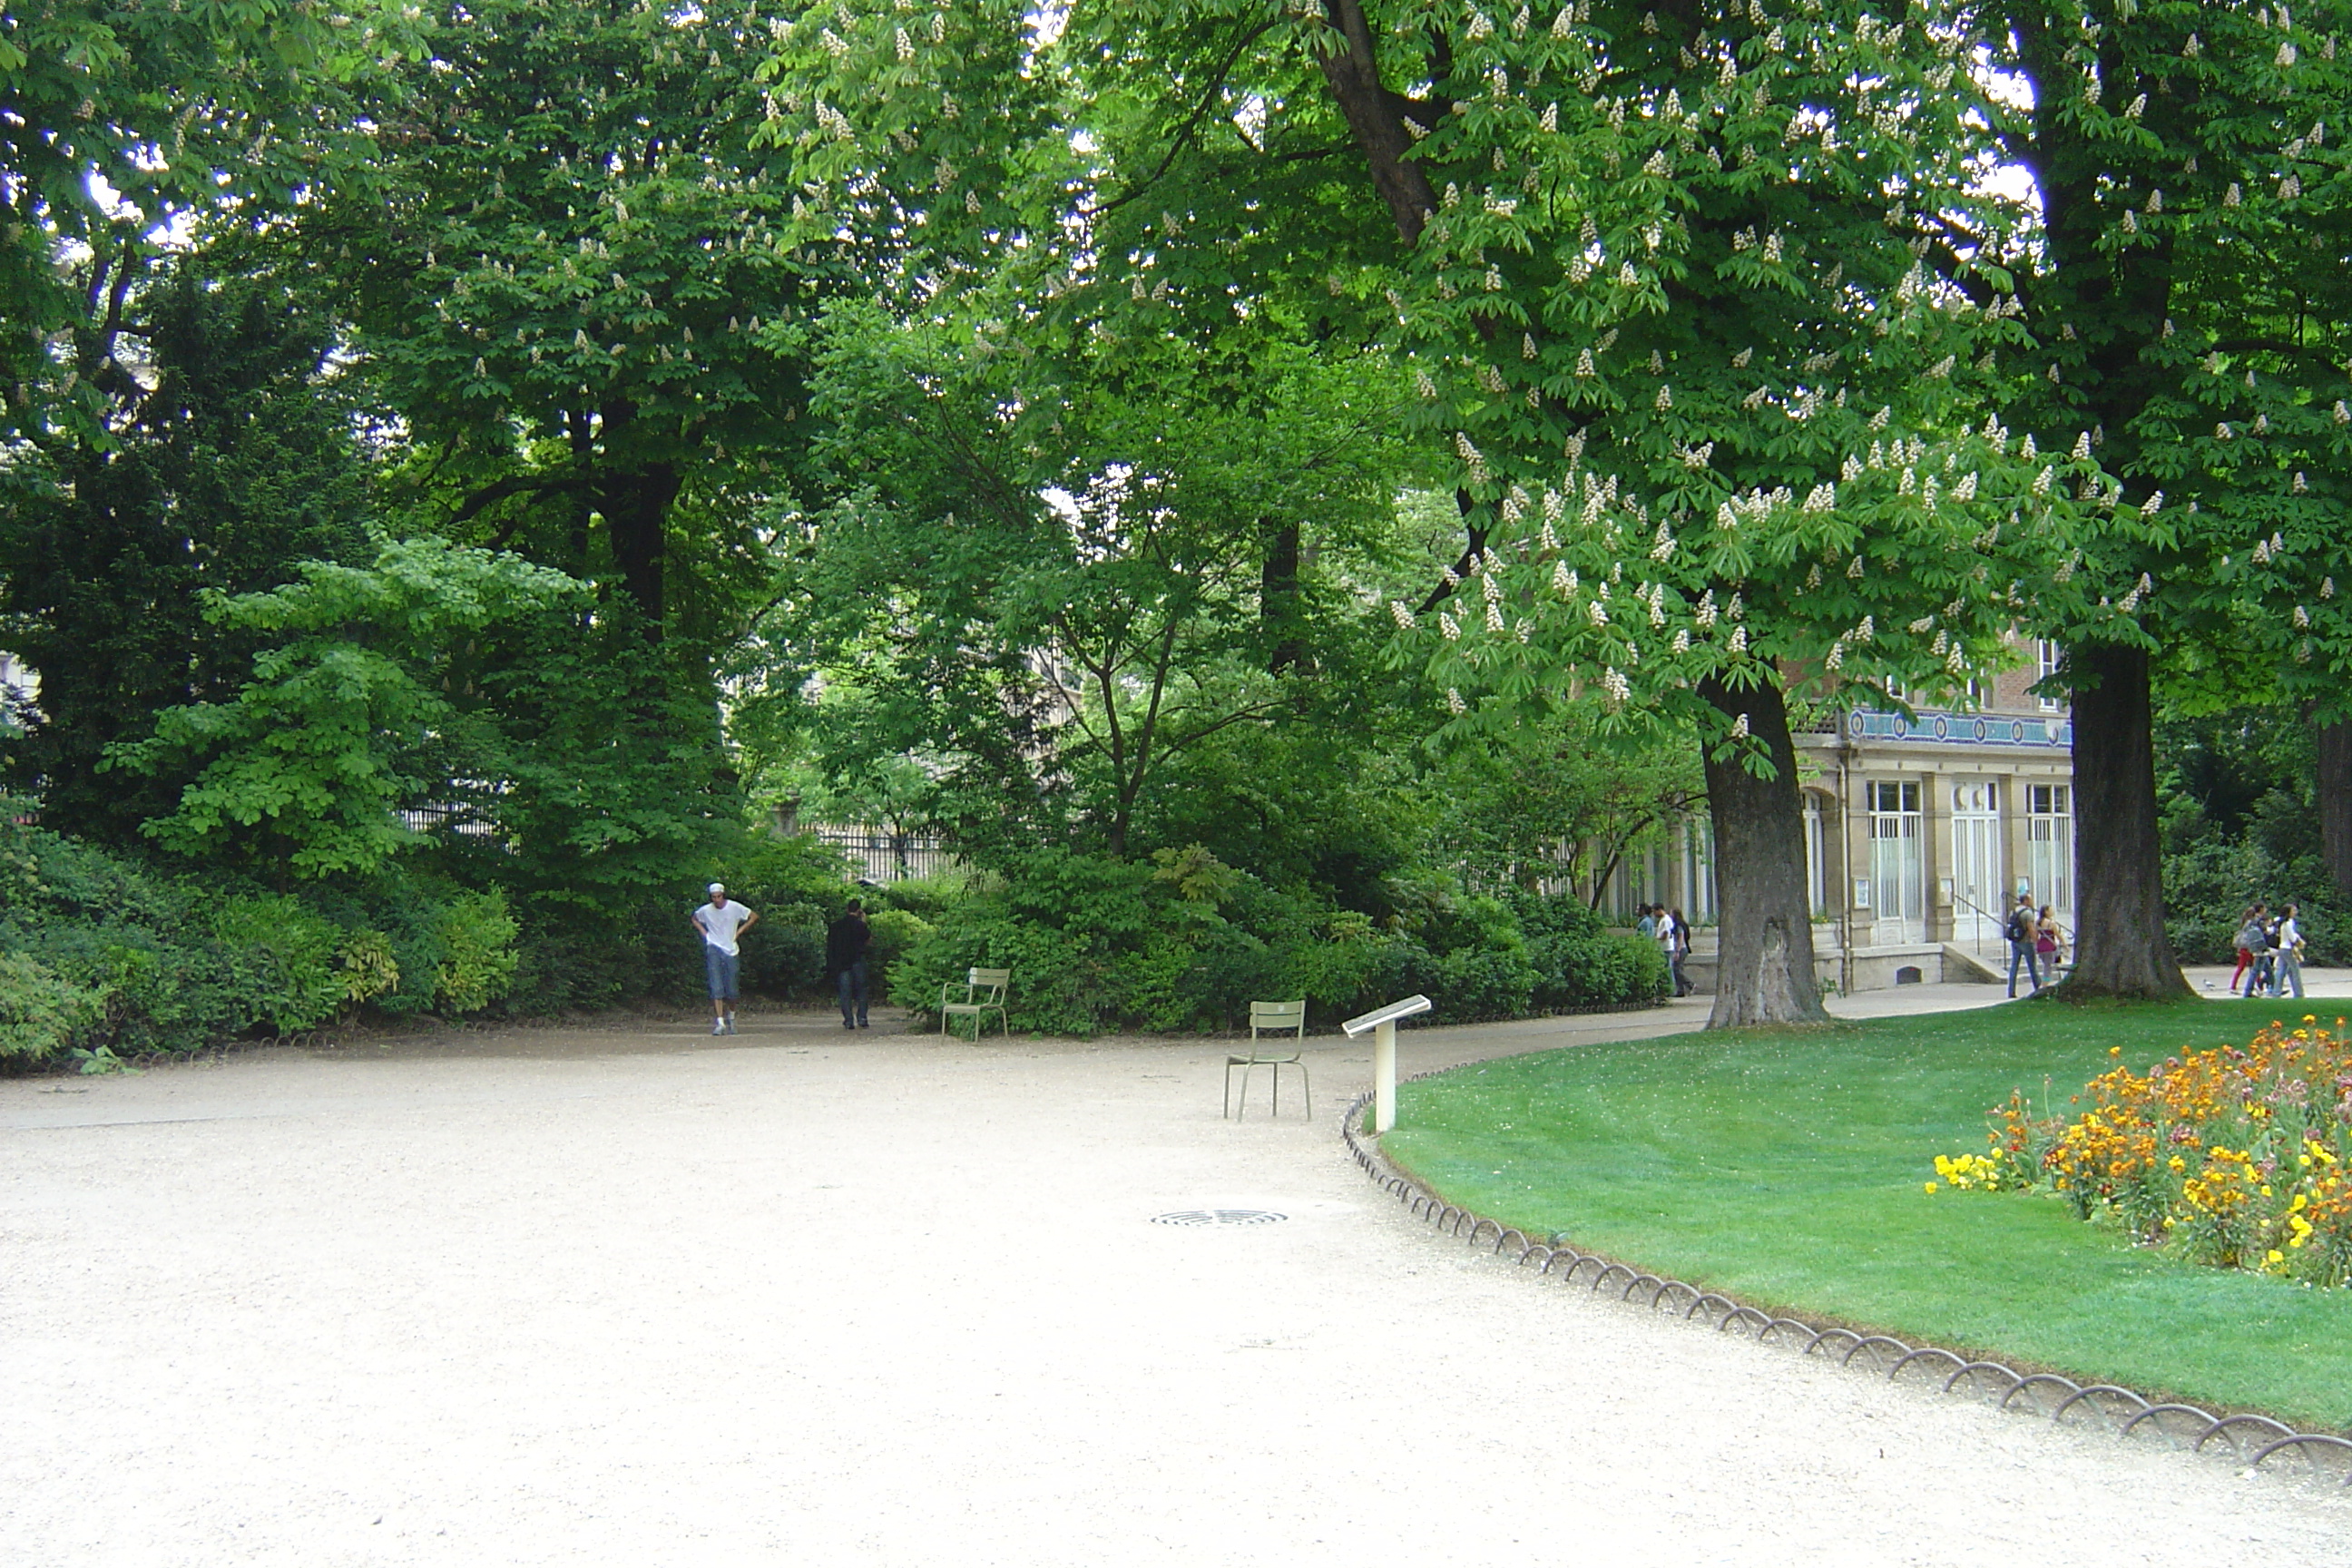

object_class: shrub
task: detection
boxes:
[887,849,1668,1036]
[0,953,105,1063]
[208,894,348,1034]
[432,889,520,1014]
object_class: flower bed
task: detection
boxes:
[1933,1016,2352,1286]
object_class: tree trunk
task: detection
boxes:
[1697,677,1829,1028]
[1313,0,1439,246]
[2051,642,2192,1000]
[1262,521,1302,673]
[2318,717,2352,904]
[603,463,679,639]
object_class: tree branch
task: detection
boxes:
[1081,15,1284,220]
[447,473,591,534]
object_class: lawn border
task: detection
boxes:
[1338,1084,2352,1484]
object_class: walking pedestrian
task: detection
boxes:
[2035,905,2063,978]
[1669,906,1694,997]
[691,882,759,1036]
[1653,906,1680,995]
[2230,905,2269,992]
[1635,903,1658,942]
[2244,909,2279,998]
[2004,895,2042,996]
[2271,903,2307,1000]
[827,898,872,1030]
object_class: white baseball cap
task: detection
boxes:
[709,882,726,895]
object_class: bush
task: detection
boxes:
[2163,838,2343,966]
[0,815,528,1056]
[208,894,348,1034]
[886,848,1668,1036]
[432,889,520,1014]
[0,953,105,1063]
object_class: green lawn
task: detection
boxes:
[1383,996,2352,1429]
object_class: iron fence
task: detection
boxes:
[803,824,957,883]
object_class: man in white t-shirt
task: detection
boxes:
[691,883,759,1035]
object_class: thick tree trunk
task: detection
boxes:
[2318,717,2352,904]
[2051,642,2191,999]
[1698,677,1829,1028]
[603,463,680,639]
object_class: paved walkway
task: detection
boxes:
[4,985,2347,1565]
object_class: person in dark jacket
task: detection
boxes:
[827,900,872,1030]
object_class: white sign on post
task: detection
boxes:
[1342,994,1432,1134]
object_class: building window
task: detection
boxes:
[1803,792,1828,918]
[1949,782,2002,941]
[1867,780,1925,941]
[2026,783,2073,916]
[2035,640,2063,712]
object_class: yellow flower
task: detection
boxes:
[2169,1156,2186,1171]
[1924,1181,1938,1194]
[2267,1249,2286,1266]
[2110,1045,2122,1056]
[2261,1184,2274,1197]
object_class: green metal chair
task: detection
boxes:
[1226,1000,1308,1120]
[940,966,1011,1041]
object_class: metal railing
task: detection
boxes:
[803,824,957,883]
[1952,890,2074,981]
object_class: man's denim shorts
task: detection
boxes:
[705,946,740,1001]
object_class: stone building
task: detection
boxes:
[1604,639,2075,994]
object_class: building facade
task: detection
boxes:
[1600,642,2075,994]
[1792,642,2074,992]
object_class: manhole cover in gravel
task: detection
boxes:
[1152,1209,1288,1227]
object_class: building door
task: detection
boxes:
[2026,784,2074,923]
[1949,782,2002,942]
[1868,780,1925,944]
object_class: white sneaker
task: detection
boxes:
[725,1018,738,1034]
[710,1021,726,1036]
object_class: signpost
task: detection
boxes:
[1341,995,1432,1134]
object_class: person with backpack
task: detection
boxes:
[2270,904,2307,1000]
[2230,905,2269,992]
[1668,906,1695,997]
[2005,895,2042,996]
[2244,909,2279,998]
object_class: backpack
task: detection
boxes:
[2005,908,2032,944]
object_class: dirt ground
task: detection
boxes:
[4,988,2348,1566]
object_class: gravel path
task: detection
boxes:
[4,987,2347,1566]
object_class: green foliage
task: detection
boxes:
[296,0,837,646]
[2158,707,2342,964]
[1423,707,1704,904]
[0,0,391,446]
[0,267,376,844]
[0,812,524,1058]
[887,848,1663,1037]
[106,537,583,879]
[207,894,348,1034]
[1149,844,1243,906]
[430,890,520,1014]
[0,953,104,1063]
